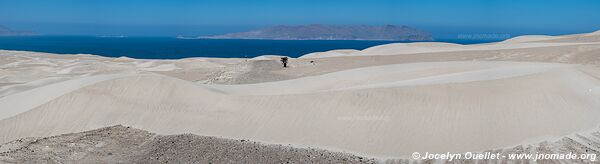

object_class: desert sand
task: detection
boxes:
[2,30,600,162]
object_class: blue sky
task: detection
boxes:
[1,0,599,38]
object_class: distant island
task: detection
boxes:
[97,35,128,38]
[200,24,433,41]
[0,25,36,36]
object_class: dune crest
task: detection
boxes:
[500,35,562,43]
[585,30,600,36]
[300,30,600,58]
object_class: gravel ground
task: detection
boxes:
[0,125,376,164]
[2,125,599,163]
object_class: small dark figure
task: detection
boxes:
[280,57,289,68]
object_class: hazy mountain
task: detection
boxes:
[0,25,36,36]
[201,24,433,41]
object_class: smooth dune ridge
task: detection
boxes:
[205,61,568,95]
[2,30,600,160]
[300,30,600,58]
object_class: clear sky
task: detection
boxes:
[1,0,599,38]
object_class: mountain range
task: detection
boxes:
[0,25,36,36]
[201,24,433,41]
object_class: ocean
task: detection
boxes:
[0,36,500,59]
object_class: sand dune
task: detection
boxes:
[206,61,567,95]
[302,41,600,58]
[300,32,600,58]
[499,35,563,43]
[0,74,131,120]
[250,55,296,61]
[300,42,464,58]
[301,49,361,58]
[2,30,600,161]
[586,30,600,36]
[2,60,600,158]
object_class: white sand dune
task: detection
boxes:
[301,49,360,58]
[206,61,567,95]
[0,74,131,120]
[250,55,287,60]
[139,63,179,71]
[302,41,600,58]
[2,61,600,158]
[358,42,464,56]
[135,61,155,68]
[500,35,563,43]
[300,42,464,58]
[585,30,600,36]
[300,33,600,58]
[0,77,68,98]
[328,49,360,53]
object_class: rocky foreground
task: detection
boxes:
[0,125,375,163]
[1,125,599,163]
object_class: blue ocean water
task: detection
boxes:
[0,36,500,59]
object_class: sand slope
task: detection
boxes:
[0,74,130,120]
[206,61,566,95]
[500,35,563,43]
[300,32,600,58]
[2,61,600,158]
